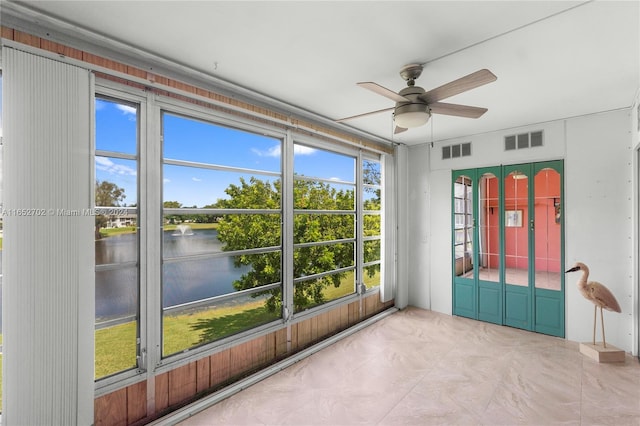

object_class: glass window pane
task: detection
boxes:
[478,173,500,283]
[294,180,354,210]
[362,159,381,186]
[363,213,381,236]
[534,168,561,290]
[364,239,381,263]
[505,171,529,286]
[294,144,355,183]
[95,98,137,154]
[163,113,281,173]
[96,214,138,264]
[163,165,280,209]
[294,213,354,243]
[163,295,281,356]
[293,243,355,279]
[95,96,139,380]
[163,252,280,308]
[162,114,284,356]
[163,214,280,255]
[294,271,356,313]
[95,157,138,206]
[363,264,381,288]
[95,266,138,378]
[363,159,381,210]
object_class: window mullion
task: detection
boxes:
[283,130,295,321]
[356,151,365,294]
[145,95,163,374]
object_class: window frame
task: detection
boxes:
[159,107,286,357]
[93,78,387,392]
[93,84,146,391]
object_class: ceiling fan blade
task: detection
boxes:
[357,82,409,103]
[394,125,408,134]
[422,69,497,103]
[335,107,394,122]
[428,102,488,118]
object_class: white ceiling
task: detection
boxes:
[5,0,640,146]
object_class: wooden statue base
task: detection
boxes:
[579,342,625,363]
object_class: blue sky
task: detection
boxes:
[95,99,362,208]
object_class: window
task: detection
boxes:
[293,144,356,312]
[91,79,388,385]
[94,96,140,379]
[362,158,382,289]
[161,113,282,356]
[454,176,473,276]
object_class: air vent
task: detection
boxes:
[505,131,543,151]
[442,142,471,160]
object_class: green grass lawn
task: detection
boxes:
[95,299,274,378]
[96,269,378,377]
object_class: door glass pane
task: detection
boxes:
[478,173,499,282]
[454,175,473,277]
[534,168,561,290]
[504,171,528,286]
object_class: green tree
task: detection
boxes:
[215,176,355,313]
[163,200,182,224]
[362,161,382,279]
[95,180,126,239]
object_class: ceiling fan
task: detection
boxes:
[337,64,497,134]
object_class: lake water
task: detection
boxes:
[95,228,251,322]
[0,228,253,330]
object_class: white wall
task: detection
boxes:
[407,109,636,353]
[407,143,431,310]
[565,109,634,351]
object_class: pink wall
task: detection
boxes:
[481,169,561,272]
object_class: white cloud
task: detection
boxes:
[115,104,137,121]
[192,177,202,182]
[252,145,281,158]
[116,104,137,115]
[95,156,137,176]
[251,144,317,158]
[294,145,316,156]
[163,178,171,183]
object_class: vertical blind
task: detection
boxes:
[2,46,93,425]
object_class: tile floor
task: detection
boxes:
[178,307,640,425]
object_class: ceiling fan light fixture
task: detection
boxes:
[394,103,431,128]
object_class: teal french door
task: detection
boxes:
[452,161,564,337]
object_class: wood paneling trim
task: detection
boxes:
[154,372,169,413]
[127,381,147,425]
[94,388,127,426]
[196,358,211,393]
[1,26,14,39]
[348,301,360,326]
[275,328,288,357]
[168,363,197,407]
[0,25,392,154]
[13,29,40,48]
[209,349,231,388]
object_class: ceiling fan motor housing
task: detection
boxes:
[394,86,431,127]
